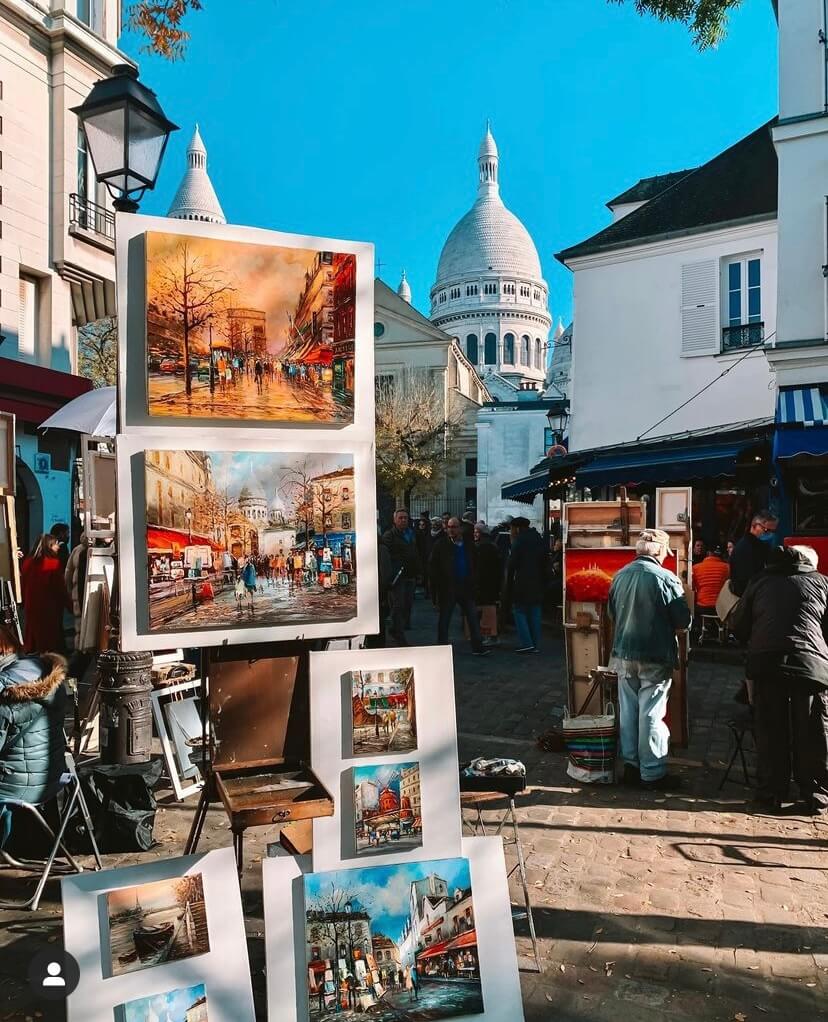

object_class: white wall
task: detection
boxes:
[778,0,825,120]
[568,221,777,452]
[476,404,549,526]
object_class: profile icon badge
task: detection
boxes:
[27,948,80,1001]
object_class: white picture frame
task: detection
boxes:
[308,646,462,871]
[115,433,379,651]
[115,212,375,441]
[62,847,256,1022]
[150,678,205,801]
[262,837,525,1022]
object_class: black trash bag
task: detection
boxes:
[68,760,164,854]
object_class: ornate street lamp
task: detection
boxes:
[546,401,570,449]
[72,64,178,213]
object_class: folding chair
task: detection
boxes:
[718,713,755,790]
[0,749,102,911]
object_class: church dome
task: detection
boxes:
[167,124,226,224]
[435,126,542,284]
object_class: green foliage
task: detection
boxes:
[607,0,746,48]
[77,317,118,388]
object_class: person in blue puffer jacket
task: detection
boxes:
[0,622,67,845]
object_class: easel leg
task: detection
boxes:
[185,787,209,855]
[510,799,542,973]
[233,829,245,876]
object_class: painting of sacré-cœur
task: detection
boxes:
[144,450,356,634]
[145,232,356,425]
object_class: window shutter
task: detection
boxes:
[680,259,718,356]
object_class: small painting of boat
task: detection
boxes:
[133,920,175,959]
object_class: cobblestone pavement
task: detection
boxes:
[1,595,826,1022]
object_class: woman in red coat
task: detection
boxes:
[21,534,70,653]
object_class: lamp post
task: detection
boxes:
[546,401,570,450]
[185,507,193,543]
[345,900,355,998]
[72,64,178,213]
[74,64,177,765]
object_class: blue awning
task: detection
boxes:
[776,385,828,426]
[773,425,828,460]
[577,441,755,487]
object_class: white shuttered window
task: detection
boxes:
[18,276,38,360]
[680,259,719,357]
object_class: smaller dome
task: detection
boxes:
[478,123,498,161]
[397,270,412,304]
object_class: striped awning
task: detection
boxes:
[776,385,828,426]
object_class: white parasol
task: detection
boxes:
[39,386,116,437]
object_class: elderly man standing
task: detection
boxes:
[608,529,691,790]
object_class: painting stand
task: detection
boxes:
[184,643,334,875]
[459,775,542,974]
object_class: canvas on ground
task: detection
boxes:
[145,231,355,425]
[118,983,208,1022]
[106,874,209,977]
[353,762,422,856]
[304,857,483,1021]
[145,450,356,634]
[350,667,417,756]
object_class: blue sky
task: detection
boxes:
[123,1,778,327]
[123,983,206,1022]
[305,857,471,943]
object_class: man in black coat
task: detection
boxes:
[731,545,828,815]
[381,509,421,645]
[729,510,778,596]
[507,517,548,653]
[429,518,490,656]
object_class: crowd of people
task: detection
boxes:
[376,508,556,657]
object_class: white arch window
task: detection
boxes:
[466,333,479,364]
[503,333,515,364]
[520,335,530,365]
[484,332,497,365]
[534,338,542,369]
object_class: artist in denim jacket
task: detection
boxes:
[608,530,691,791]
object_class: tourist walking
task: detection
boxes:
[608,529,691,790]
[21,535,70,654]
[506,517,547,653]
[429,518,489,656]
[731,545,828,815]
[474,523,502,646]
[382,509,421,645]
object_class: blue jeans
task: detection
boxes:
[609,657,672,781]
[513,603,542,650]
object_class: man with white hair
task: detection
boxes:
[608,529,691,790]
[731,544,828,815]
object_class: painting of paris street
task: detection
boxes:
[350,667,417,757]
[106,874,209,977]
[145,232,356,424]
[144,450,356,633]
[304,857,483,1021]
[353,762,422,856]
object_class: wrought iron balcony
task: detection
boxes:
[721,322,764,353]
[69,193,115,241]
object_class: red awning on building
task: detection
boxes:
[444,929,477,952]
[302,347,333,366]
[416,938,452,961]
[147,526,222,554]
[0,357,92,425]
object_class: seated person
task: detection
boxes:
[0,623,68,842]
[692,546,730,615]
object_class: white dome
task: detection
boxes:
[436,198,542,282]
[167,124,226,224]
[397,270,412,304]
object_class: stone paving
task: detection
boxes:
[0,595,826,1022]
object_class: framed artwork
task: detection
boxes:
[105,873,209,977]
[115,213,375,439]
[62,848,255,1022]
[150,679,205,801]
[262,838,524,1022]
[116,435,378,650]
[349,666,417,757]
[309,647,461,870]
[303,857,483,1021]
[0,411,15,493]
[116,983,208,1022]
[353,762,422,856]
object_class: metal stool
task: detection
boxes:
[698,613,727,646]
[718,714,755,790]
[0,750,102,910]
